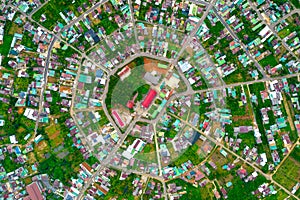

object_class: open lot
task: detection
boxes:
[45,123,64,148]
[259,54,278,68]
[273,146,300,192]
[35,140,50,161]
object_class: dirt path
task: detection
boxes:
[282,92,295,131]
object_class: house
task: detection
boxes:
[220,149,228,157]
[26,182,45,200]
[282,134,291,148]
[9,135,18,144]
[80,162,93,177]
[178,60,193,73]
[214,190,221,199]
[220,188,228,199]
[122,139,146,159]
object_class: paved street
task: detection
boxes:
[270,9,300,28]
[12,0,300,199]
[167,112,300,200]
[33,37,57,138]
[247,2,299,62]
[212,7,268,78]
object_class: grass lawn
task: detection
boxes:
[134,151,157,163]
[164,128,178,139]
[24,177,32,185]
[14,77,30,93]
[45,123,64,148]
[224,66,256,84]
[21,33,37,50]
[278,27,292,39]
[104,170,137,200]
[291,0,300,8]
[106,57,147,110]
[238,131,256,149]
[97,109,110,126]
[27,152,37,164]
[227,98,247,116]
[2,155,22,172]
[273,146,300,191]
[278,14,300,42]
[143,143,156,153]
[259,54,278,67]
[8,22,23,35]
[0,35,13,56]
[171,144,203,166]
[264,189,289,200]
[98,17,119,35]
[32,2,64,30]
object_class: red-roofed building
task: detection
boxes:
[95,183,108,195]
[126,100,134,109]
[127,92,138,109]
[112,110,125,127]
[141,89,157,108]
[26,182,45,200]
[117,66,131,80]
[133,139,141,149]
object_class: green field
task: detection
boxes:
[291,0,300,8]
[32,0,91,30]
[259,54,278,68]
[143,143,156,153]
[98,109,110,126]
[171,144,203,166]
[273,146,300,192]
[2,154,22,172]
[103,170,137,200]
[14,77,31,93]
[0,35,13,56]
[168,178,214,200]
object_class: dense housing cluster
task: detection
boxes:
[0,0,299,199]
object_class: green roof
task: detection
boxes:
[158,63,168,69]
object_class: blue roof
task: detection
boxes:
[15,147,21,154]
[96,69,104,78]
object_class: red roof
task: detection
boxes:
[126,100,134,109]
[112,110,125,127]
[133,139,141,149]
[117,66,130,78]
[142,89,157,108]
[82,162,92,173]
[26,182,44,200]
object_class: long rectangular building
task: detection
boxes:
[26,182,44,200]
[142,89,157,108]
